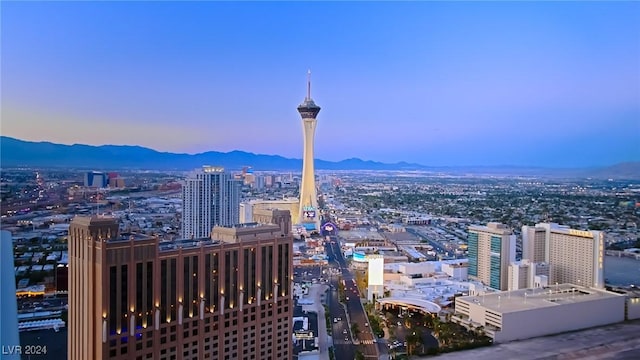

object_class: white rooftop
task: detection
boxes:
[457,284,624,314]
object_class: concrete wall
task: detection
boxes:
[398,262,436,275]
[626,297,640,320]
[494,295,626,343]
[442,263,468,280]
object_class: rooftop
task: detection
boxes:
[158,238,221,252]
[458,284,624,314]
[468,222,512,235]
[109,232,155,242]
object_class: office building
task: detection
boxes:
[68,212,293,360]
[181,166,241,239]
[453,284,625,343]
[522,223,604,289]
[467,222,516,290]
[297,71,321,231]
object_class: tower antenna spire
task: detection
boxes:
[306,69,311,100]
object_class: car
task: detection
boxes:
[364,323,368,327]
[343,329,347,334]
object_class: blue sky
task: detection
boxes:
[2,1,639,167]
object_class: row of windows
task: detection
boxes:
[106,242,290,331]
[111,331,289,359]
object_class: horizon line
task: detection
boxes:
[1,135,637,170]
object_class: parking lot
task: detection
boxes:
[434,319,640,360]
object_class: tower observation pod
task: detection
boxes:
[297,70,321,231]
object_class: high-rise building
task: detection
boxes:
[467,222,516,290]
[85,171,108,188]
[522,225,547,263]
[522,223,604,288]
[367,255,385,301]
[1,231,20,360]
[508,259,550,290]
[181,166,241,239]
[297,71,321,231]
[68,212,293,360]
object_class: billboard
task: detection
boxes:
[303,205,316,220]
[353,252,367,262]
[322,222,338,236]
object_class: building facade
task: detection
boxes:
[453,284,625,343]
[84,171,108,188]
[522,223,604,289]
[69,213,293,360]
[467,222,516,290]
[240,199,299,227]
[367,255,385,301]
[1,231,20,360]
[297,71,321,231]
[181,166,241,239]
[522,225,547,263]
[508,259,550,290]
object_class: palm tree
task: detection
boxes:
[406,329,423,356]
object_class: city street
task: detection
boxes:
[326,237,380,359]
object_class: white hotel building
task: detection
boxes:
[181,166,241,239]
[523,223,604,288]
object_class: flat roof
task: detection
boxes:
[158,238,221,252]
[399,246,427,259]
[458,284,624,314]
[109,232,154,242]
[340,229,385,241]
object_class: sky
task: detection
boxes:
[2,1,639,167]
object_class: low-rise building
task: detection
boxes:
[452,284,626,343]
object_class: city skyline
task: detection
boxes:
[2,1,639,167]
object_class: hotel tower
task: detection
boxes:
[68,211,293,360]
[297,71,321,230]
[467,222,516,290]
[522,223,604,288]
[182,166,241,239]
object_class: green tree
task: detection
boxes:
[351,323,360,336]
[406,329,423,356]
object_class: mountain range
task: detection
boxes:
[1,136,639,178]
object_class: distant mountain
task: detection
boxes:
[585,162,640,180]
[1,136,638,178]
[0,136,424,171]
